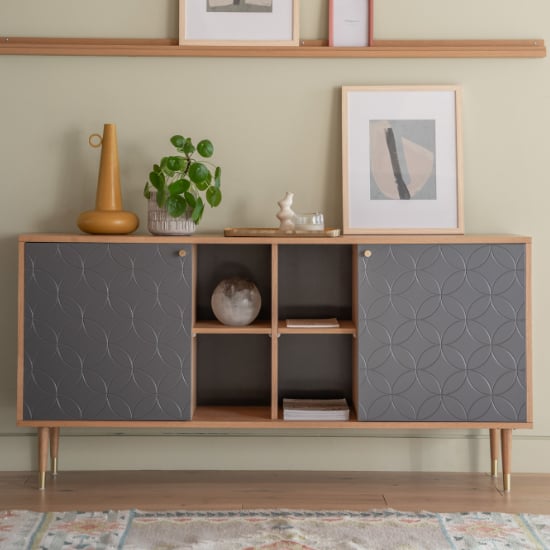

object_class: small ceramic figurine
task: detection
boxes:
[276,191,295,232]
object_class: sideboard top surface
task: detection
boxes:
[18,233,532,246]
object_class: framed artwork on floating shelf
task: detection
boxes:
[342,85,464,234]
[179,0,299,46]
[329,0,374,47]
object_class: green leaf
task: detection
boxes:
[206,186,222,208]
[166,195,187,217]
[165,156,187,173]
[176,156,188,171]
[149,170,165,190]
[184,192,196,208]
[165,157,178,172]
[169,178,190,196]
[192,198,205,224]
[143,181,151,199]
[214,166,221,188]
[170,135,185,149]
[194,171,212,192]
[189,162,209,185]
[182,138,195,155]
[197,139,214,158]
[160,157,175,177]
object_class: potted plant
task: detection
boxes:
[144,134,222,234]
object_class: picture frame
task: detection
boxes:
[179,0,299,46]
[342,85,464,234]
[329,0,374,47]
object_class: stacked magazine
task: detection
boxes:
[283,398,350,421]
[285,318,340,328]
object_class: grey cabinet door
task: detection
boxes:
[357,244,527,422]
[23,243,192,421]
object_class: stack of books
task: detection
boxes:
[283,398,350,421]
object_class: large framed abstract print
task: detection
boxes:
[342,85,464,234]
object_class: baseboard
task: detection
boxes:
[2,431,549,472]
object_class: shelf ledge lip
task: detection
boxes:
[0,37,545,59]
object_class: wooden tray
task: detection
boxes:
[224,227,341,238]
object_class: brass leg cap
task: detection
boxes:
[503,473,511,493]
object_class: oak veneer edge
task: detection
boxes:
[16,419,534,430]
[525,240,534,423]
[271,245,279,420]
[18,233,532,245]
[0,38,546,58]
[191,244,198,418]
[16,241,25,424]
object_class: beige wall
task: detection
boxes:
[1,0,549,473]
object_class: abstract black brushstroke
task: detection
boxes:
[385,127,410,200]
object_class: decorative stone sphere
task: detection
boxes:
[211,277,261,326]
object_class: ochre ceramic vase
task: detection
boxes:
[77,123,139,234]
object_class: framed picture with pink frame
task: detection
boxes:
[329,0,374,47]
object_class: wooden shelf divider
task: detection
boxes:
[193,320,272,335]
[0,37,546,59]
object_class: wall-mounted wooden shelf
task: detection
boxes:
[0,37,546,58]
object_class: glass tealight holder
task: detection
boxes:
[293,212,325,232]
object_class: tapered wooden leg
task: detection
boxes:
[49,427,60,476]
[501,428,512,492]
[489,429,499,477]
[38,427,49,490]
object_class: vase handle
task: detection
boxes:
[88,133,103,148]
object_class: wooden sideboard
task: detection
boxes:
[17,233,532,491]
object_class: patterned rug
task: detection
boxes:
[1,509,550,549]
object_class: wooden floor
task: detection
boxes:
[1,471,550,514]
